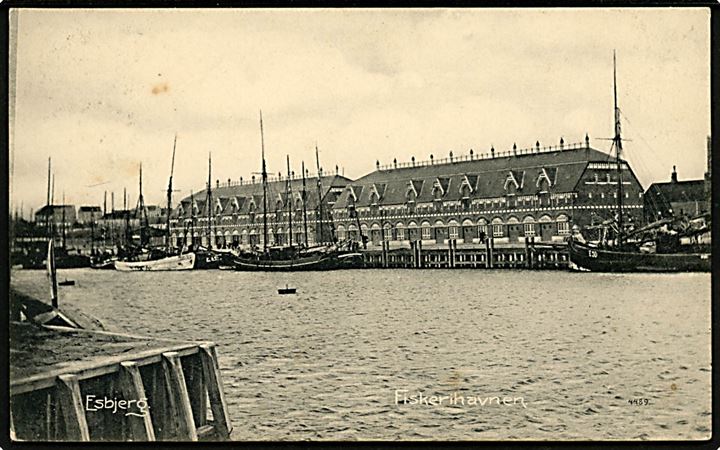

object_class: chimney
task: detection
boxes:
[470,149,474,160]
[536,141,540,152]
[671,165,678,183]
[411,156,416,167]
[585,133,590,149]
[491,146,496,158]
[227,178,231,186]
[430,154,434,164]
[393,158,397,169]
[560,137,564,150]
[449,150,454,163]
[240,176,244,185]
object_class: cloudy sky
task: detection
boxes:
[9,8,710,216]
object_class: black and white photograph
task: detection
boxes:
[6,6,712,442]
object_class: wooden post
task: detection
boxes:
[56,374,90,441]
[417,240,423,269]
[161,352,198,441]
[199,344,232,439]
[184,354,207,429]
[119,361,156,441]
[486,237,494,268]
[530,237,536,268]
[10,406,17,441]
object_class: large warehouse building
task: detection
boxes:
[331,138,645,247]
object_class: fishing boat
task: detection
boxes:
[226,112,364,272]
[114,251,196,271]
[568,53,711,273]
[114,137,196,271]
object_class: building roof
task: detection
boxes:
[34,205,75,217]
[78,206,102,212]
[334,146,615,208]
[645,179,706,206]
[174,174,353,218]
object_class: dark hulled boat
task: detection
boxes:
[568,238,710,272]
[568,53,711,273]
[227,245,363,272]
[224,111,365,272]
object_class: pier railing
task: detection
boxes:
[10,326,232,442]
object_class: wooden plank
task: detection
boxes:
[161,352,198,441]
[197,424,216,440]
[12,343,201,395]
[56,374,90,441]
[199,344,232,439]
[183,354,207,428]
[119,361,156,441]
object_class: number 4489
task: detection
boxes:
[628,398,650,406]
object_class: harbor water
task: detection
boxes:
[11,269,711,440]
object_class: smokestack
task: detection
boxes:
[111,192,115,212]
[103,191,107,215]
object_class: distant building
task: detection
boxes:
[331,138,645,247]
[34,205,76,227]
[170,172,352,249]
[644,166,710,222]
[77,206,102,224]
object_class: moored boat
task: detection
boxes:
[568,53,711,273]
[568,237,710,272]
[114,252,196,271]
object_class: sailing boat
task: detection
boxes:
[226,111,363,271]
[191,153,222,269]
[115,141,196,271]
[568,53,711,272]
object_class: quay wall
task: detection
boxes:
[359,237,569,270]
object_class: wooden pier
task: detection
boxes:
[10,324,232,442]
[362,238,569,270]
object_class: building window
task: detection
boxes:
[449,226,459,239]
[524,223,535,237]
[397,228,405,241]
[492,224,504,237]
[421,225,431,240]
[558,221,570,235]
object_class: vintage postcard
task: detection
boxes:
[6,6,712,443]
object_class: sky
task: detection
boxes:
[9,8,711,217]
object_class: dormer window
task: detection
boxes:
[369,191,379,206]
[504,171,521,195]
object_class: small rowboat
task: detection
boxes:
[58,279,75,286]
[278,284,296,295]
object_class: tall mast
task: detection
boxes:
[207,152,213,249]
[50,171,55,242]
[166,134,177,253]
[61,191,66,249]
[286,155,293,247]
[301,160,308,246]
[260,110,268,251]
[137,163,148,247]
[46,157,51,206]
[46,157,51,238]
[315,145,324,244]
[613,50,624,244]
[190,189,196,246]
